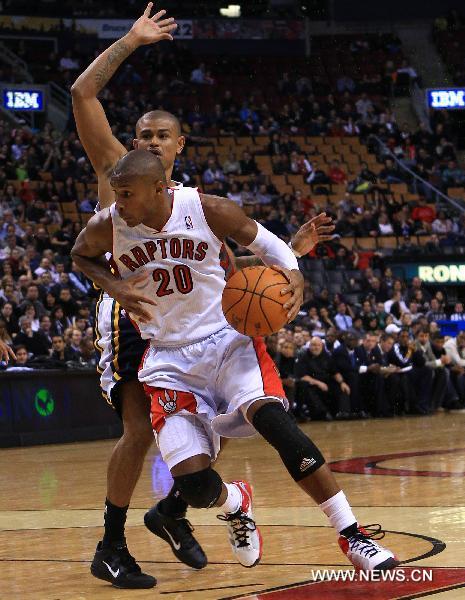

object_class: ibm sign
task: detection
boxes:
[427,88,465,110]
[2,89,44,111]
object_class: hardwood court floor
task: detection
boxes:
[1,413,465,599]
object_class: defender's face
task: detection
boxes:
[133,117,184,175]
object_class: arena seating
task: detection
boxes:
[1,24,465,417]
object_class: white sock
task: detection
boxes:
[218,482,242,514]
[319,490,357,534]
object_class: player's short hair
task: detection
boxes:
[111,149,167,185]
[136,110,182,136]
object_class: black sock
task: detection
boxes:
[102,498,128,546]
[340,522,358,538]
[158,484,188,517]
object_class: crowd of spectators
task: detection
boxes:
[267,281,465,421]
[0,244,97,370]
[1,28,465,413]
[434,9,465,86]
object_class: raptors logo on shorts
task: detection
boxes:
[158,389,178,414]
[145,386,198,433]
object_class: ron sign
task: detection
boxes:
[426,88,465,110]
[418,264,465,283]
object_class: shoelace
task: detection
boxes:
[114,543,141,574]
[173,517,197,549]
[217,511,256,548]
[348,524,386,559]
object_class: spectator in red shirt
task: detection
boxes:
[411,197,436,232]
[295,189,314,215]
[328,160,348,185]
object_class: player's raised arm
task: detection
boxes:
[71,211,157,323]
[71,3,177,176]
[201,194,305,321]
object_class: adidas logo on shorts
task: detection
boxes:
[300,457,317,472]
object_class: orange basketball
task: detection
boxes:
[222,266,291,337]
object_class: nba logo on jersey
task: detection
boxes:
[185,215,193,230]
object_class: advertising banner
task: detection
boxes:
[0,370,121,447]
[75,18,193,39]
[0,15,302,40]
[193,19,304,39]
[427,88,465,110]
[390,261,465,285]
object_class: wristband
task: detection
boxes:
[288,240,302,258]
[246,222,299,270]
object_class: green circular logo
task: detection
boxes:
[34,388,55,417]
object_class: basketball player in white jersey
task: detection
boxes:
[72,150,399,579]
[71,3,335,588]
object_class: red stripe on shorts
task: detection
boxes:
[252,337,285,398]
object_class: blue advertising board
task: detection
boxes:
[3,88,44,111]
[426,88,465,110]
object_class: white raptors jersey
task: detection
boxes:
[110,186,229,345]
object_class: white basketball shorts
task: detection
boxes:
[138,325,288,470]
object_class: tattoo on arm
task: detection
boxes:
[94,40,134,90]
[235,255,263,269]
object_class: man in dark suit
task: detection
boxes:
[388,328,433,414]
[355,332,390,417]
[294,337,350,420]
[415,328,451,410]
[14,316,50,358]
[376,333,402,416]
[331,332,368,418]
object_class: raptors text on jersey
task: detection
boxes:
[110,186,229,345]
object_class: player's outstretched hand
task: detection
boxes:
[111,270,157,324]
[129,2,178,46]
[292,213,335,257]
[271,265,304,323]
[0,340,15,364]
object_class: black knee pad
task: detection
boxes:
[173,467,223,508]
[252,401,325,481]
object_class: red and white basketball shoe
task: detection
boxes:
[338,524,400,571]
[217,480,262,568]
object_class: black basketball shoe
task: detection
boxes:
[144,502,207,569]
[90,540,156,589]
